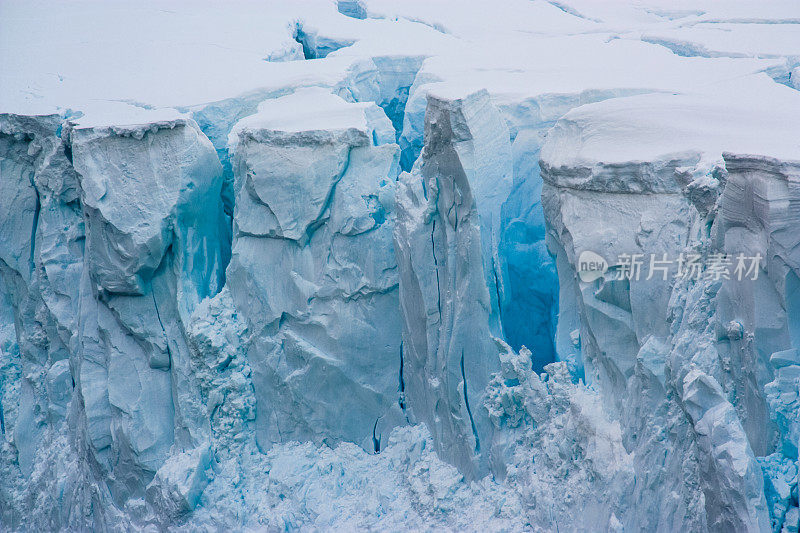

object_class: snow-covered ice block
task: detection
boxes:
[65,111,227,477]
[227,88,405,453]
[541,75,800,530]
[68,112,225,300]
[0,107,229,513]
[541,75,800,386]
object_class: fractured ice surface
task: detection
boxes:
[1,0,800,530]
[541,75,800,531]
[0,106,229,527]
[226,88,405,452]
[394,88,512,478]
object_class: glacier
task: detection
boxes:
[1,0,800,531]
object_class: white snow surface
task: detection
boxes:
[231,88,372,133]
[541,75,800,170]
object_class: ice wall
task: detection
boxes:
[2,1,800,530]
[540,82,800,531]
[225,90,405,453]
[0,109,230,528]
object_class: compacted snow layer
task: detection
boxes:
[1,0,800,531]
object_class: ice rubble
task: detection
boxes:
[1,0,800,530]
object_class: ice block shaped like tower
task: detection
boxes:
[394,89,513,478]
[68,113,226,497]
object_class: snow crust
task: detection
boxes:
[541,75,800,172]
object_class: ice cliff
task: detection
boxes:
[541,76,800,531]
[225,89,405,451]
[1,0,799,531]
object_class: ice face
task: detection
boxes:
[0,109,228,520]
[226,89,405,453]
[67,116,226,482]
[393,89,513,478]
[3,0,800,530]
[540,79,800,531]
